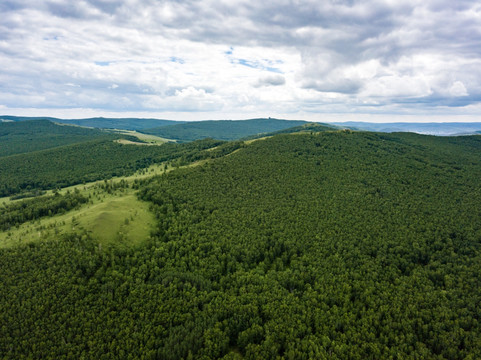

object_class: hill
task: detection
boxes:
[1,130,481,359]
[56,117,178,130]
[0,115,178,130]
[0,138,227,197]
[0,120,114,157]
[141,118,310,141]
[243,122,341,140]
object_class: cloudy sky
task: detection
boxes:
[1,0,481,122]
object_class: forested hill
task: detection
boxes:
[2,130,481,359]
[0,119,114,157]
[55,117,178,130]
[243,122,341,140]
[0,138,229,197]
[140,118,314,141]
[0,115,177,130]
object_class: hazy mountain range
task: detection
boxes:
[2,115,481,137]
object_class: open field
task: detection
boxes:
[0,188,155,249]
[112,129,173,144]
[0,158,211,249]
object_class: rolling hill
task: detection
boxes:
[0,138,227,197]
[1,115,178,130]
[1,128,481,359]
[0,119,114,157]
[140,118,313,141]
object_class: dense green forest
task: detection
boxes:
[0,189,88,230]
[0,120,114,157]
[1,130,481,359]
[141,118,311,142]
[243,122,340,140]
[1,116,178,130]
[0,138,228,197]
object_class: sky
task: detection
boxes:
[1,0,481,122]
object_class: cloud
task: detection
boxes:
[142,86,225,112]
[0,0,480,120]
[449,81,468,97]
[254,75,286,87]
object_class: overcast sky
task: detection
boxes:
[1,0,481,122]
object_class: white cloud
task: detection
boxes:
[0,0,480,120]
[449,81,468,97]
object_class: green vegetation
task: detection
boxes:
[243,122,340,140]
[0,189,88,231]
[1,129,481,359]
[71,191,155,247]
[0,178,156,249]
[56,117,178,130]
[0,138,226,197]
[1,115,178,130]
[113,129,172,144]
[141,118,310,142]
[0,119,113,157]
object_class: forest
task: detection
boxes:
[140,118,313,142]
[0,116,178,131]
[0,119,114,157]
[0,137,231,197]
[1,127,481,359]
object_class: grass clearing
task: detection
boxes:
[115,139,155,146]
[0,159,206,249]
[0,190,155,249]
[73,192,155,248]
[112,129,173,144]
[0,155,219,249]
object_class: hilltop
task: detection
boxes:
[139,118,319,142]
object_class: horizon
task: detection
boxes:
[1,1,481,123]
[2,113,481,125]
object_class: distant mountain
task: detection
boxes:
[332,121,481,136]
[1,115,59,122]
[0,116,178,130]
[141,118,309,142]
[5,115,480,137]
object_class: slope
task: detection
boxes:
[55,117,179,130]
[1,131,481,359]
[243,122,340,140]
[0,115,178,130]
[0,137,231,197]
[0,119,113,157]
[137,131,481,358]
[141,118,309,141]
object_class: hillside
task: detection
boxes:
[1,130,481,359]
[56,117,178,130]
[243,122,341,140]
[141,118,311,141]
[0,115,178,130]
[0,138,227,197]
[0,120,113,157]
